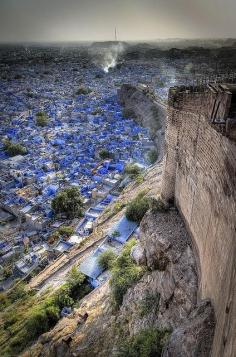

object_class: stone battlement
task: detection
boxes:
[168,83,236,141]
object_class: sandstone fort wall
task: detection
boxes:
[161,88,236,357]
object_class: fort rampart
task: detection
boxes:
[161,85,236,357]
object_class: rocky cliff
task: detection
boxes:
[118,84,166,159]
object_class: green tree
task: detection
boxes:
[98,249,116,270]
[67,267,86,290]
[36,112,49,127]
[125,164,142,178]
[99,149,113,160]
[3,139,27,156]
[51,187,84,219]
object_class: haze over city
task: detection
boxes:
[0,0,236,42]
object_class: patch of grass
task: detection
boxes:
[0,267,91,356]
[118,327,170,357]
[139,292,160,317]
[110,239,145,309]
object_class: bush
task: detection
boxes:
[147,149,158,164]
[57,225,74,239]
[9,282,28,303]
[110,240,144,308]
[139,292,160,317]
[135,174,144,184]
[3,139,27,156]
[99,149,113,160]
[113,201,126,214]
[51,186,84,219]
[36,112,49,127]
[52,284,74,309]
[2,265,13,279]
[66,267,88,299]
[98,249,116,270]
[125,164,142,178]
[125,192,150,223]
[112,230,120,238]
[26,308,51,338]
[119,328,170,357]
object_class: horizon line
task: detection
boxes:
[0,37,235,45]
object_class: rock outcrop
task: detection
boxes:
[163,300,215,357]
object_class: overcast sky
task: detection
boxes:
[0,0,235,42]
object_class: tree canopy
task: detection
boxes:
[3,139,27,156]
[99,149,113,160]
[51,187,84,219]
[36,112,49,127]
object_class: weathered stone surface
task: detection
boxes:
[163,300,215,357]
[130,243,146,265]
[119,210,199,336]
[161,86,236,357]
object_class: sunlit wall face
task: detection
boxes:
[0,0,235,42]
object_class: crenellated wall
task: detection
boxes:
[161,86,236,357]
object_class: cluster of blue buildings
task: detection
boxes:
[0,58,156,284]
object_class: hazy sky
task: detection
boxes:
[0,0,235,42]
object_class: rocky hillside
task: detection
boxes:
[22,162,215,357]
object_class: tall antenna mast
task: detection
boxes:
[115,27,117,41]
